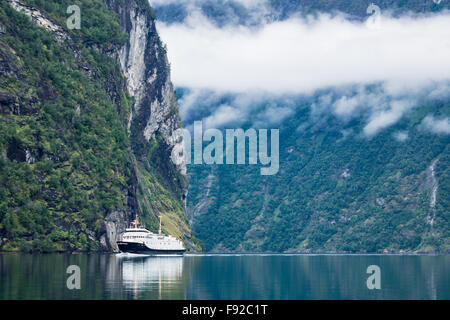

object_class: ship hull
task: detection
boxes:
[117,241,186,255]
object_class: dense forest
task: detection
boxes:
[155,0,450,26]
[0,0,197,252]
[186,92,449,252]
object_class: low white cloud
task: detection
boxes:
[363,99,415,136]
[157,12,450,93]
[253,105,294,128]
[420,115,450,134]
[178,80,450,137]
[393,131,409,142]
[179,88,297,130]
[158,8,450,136]
[203,104,244,129]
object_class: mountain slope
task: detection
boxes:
[154,0,450,26]
[0,0,198,252]
[153,0,450,253]
[187,93,450,253]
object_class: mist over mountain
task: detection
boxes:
[155,0,450,131]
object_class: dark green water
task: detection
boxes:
[0,253,448,300]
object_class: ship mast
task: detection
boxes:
[158,215,162,235]
[133,212,139,229]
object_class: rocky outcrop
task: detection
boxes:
[103,210,127,251]
[188,172,215,224]
[426,158,439,227]
[7,0,68,42]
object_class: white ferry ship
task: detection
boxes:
[116,214,185,255]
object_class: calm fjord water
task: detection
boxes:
[0,253,448,300]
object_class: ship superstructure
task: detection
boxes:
[117,214,185,255]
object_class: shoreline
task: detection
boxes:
[0,250,448,256]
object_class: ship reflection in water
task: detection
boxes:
[107,254,185,299]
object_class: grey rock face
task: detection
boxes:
[107,1,186,173]
[7,0,69,42]
[101,0,189,250]
[104,210,127,252]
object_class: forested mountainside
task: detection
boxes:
[0,0,199,252]
[153,1,450,253]
[154,0,450,26]
[186,92,449,253]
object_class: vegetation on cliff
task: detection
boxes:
[187,94,449,253]
[0,0,196,252]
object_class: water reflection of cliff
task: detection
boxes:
[106,254,185,300]
[179,255,449,300]
[0,254,447,299]
[102,254,448,300]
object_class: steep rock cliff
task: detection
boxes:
[0,0,196,252]
[105,0,192,250]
